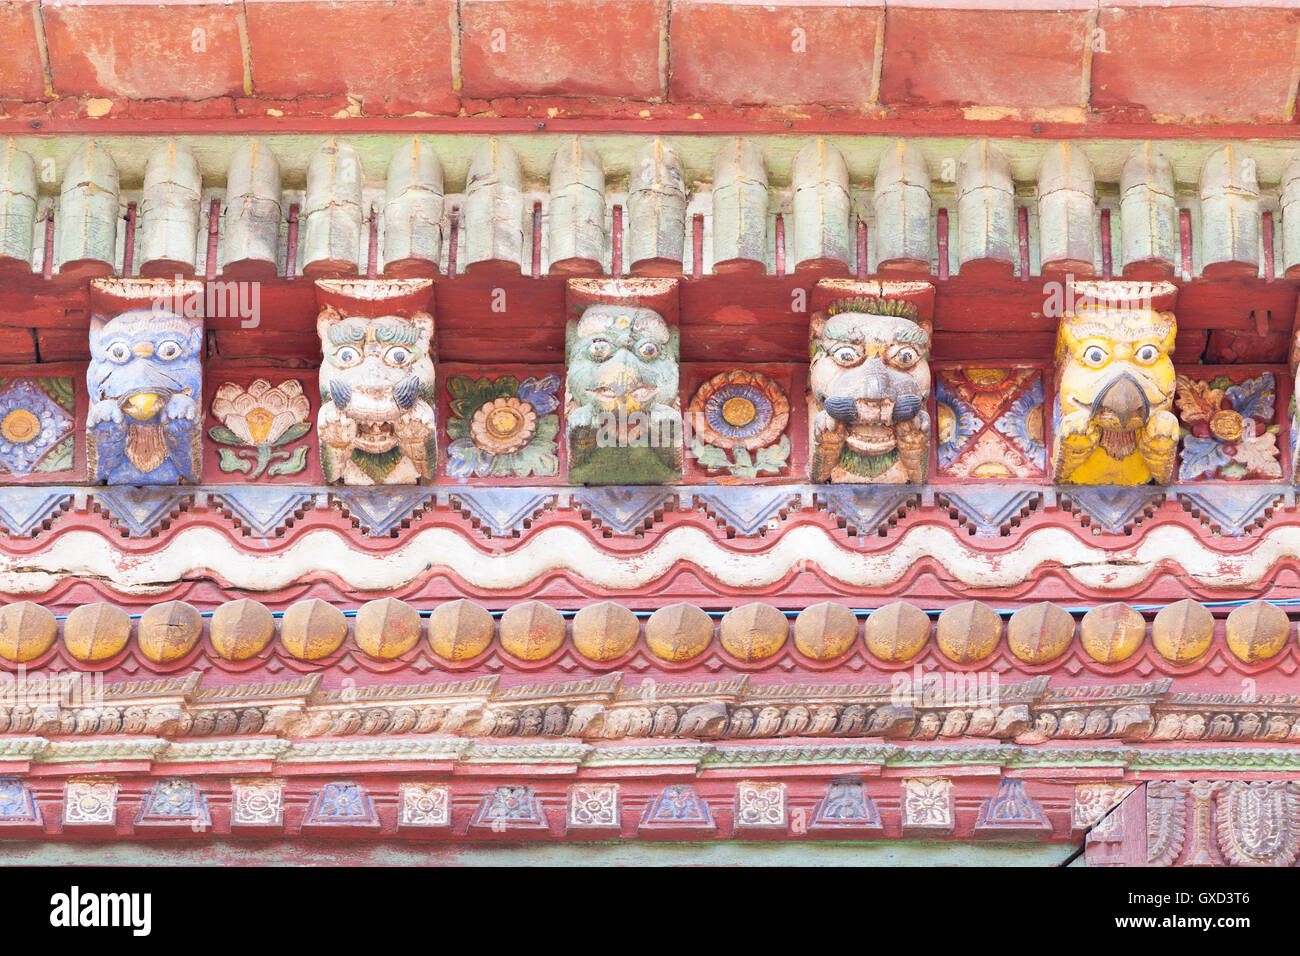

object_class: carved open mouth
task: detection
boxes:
[353,421,398,453]
[844,424,897,456]
[586,385,658,408]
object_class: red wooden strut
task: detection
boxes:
[1179,208,1193,280]
[1100,208,1113,280]
[1017,206,1030,280]
[936,208,949,281]
[774,213,786,277]
[692,213,704,279]
[856,218,868,280]
[205,199,221,281]
[284,204,300,279]
[122,202,137,277]
[611,204,623,277]
[1263,211,1275,282]
[531,201,543,278]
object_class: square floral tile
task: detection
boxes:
[0,364,85,483]
[934,366,1047,479]
[438,364,564,484]
[1175,367,1284,481]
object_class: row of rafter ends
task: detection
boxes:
[0,592,1294,672]
[1,483,1290,540]
[1,136,1294,280]
[2,666,1299,744]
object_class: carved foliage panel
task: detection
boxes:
[683,363,804,482]
[438,363,564,484]
[1174,366,1287,481]
[0,363,85,483]
[204,366,320,483]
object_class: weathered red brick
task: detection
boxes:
[669,0,884,107]
[1093,3,1300,121]
[245,0,457,111]
[180,96,237,117]
[43,0,246,100]
[0,1,45,100]
[461,0,665,100]
[880,1,1093,111]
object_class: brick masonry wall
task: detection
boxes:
[0,0,1296,126]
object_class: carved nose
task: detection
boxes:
[1094,373,1150,429]
[857,358,889,401]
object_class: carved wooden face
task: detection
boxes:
[566,305,679,416]
[810,306,931,457]
[1056,306,1177,433]
[317,307,435,453]
[88,309,203,419]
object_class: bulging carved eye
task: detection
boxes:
[831,345,862,367]
[588,339,613,361]
[1134,344,1160,364]
[891,347,919,368]
[1083,345,1108,367]
[156,340,182,361]
[334,345,362,367]
[636,340,660,361]
[384,346,412,366]
[106,342,131,363]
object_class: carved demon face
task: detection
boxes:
[566,305,679,418]
[87,308,204,484]
[317,308,434,454]
[565,303,682,485]
[1057,307,1176,435]
[809,298,931,483]
[1054,304,1178,484]
[316,307,436,484]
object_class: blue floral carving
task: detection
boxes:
[0,380,74,476]
[994,377,1046,469]
[935,380,977,470]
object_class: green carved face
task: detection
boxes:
[566,305,679,415]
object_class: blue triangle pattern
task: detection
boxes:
[689,487,801,536]
[1060,486,1164,535]
[1176,486,1284,537]
[0,487,73,536]
[572,486,675,535]
[213,488,317,537]
[450,488,557,538]
[333,488,436,536]
[938,488,1042,536]
[92,487,194,537]
[818,486,917,536]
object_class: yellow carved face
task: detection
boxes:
[1056,306,1177,430]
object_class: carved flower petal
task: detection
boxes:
[222,413,256,445]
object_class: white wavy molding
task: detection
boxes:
[0,522,1288,596]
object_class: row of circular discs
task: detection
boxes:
[0,597,1285,667]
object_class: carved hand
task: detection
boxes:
[394,410,433,445]
[87,399,123,428]
[811,411,846,482]
[163,392,198,423]
[318,414,357,449]
[1139,409,1179,483]
[895,411,930,483]
[1054,410,1100,480]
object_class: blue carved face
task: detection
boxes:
[87,309,203,421]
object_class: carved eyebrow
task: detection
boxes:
[374,325,420,346]
[326,323,366,346]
